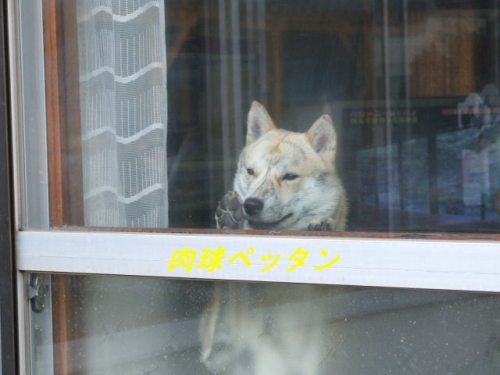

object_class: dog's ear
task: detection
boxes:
[246,101,276,144]
[306,115,337,162]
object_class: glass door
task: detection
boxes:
[9,1,500,374]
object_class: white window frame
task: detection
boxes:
[8,0,500,371]
[17,230,500,293]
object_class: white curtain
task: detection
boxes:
[77,0,168,228]
[75,3,172,374]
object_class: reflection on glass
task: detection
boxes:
[38,1,499,233]
[31,274,500,375]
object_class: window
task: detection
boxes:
[9,0,500,374]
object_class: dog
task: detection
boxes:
[214,101,347,232]
[201,102,347,375]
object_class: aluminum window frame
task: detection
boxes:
[8,1,500,372]
[9,0,500,289]
[9,0,500,349]
[0,0,17,373]
[16,230,500,293]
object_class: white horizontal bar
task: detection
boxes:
[17,230,500,292]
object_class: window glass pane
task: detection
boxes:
[29,274,500,374]
[32,0,500,234]
[32,0,500,233]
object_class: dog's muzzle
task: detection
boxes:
[244,197,293,229]
[243,198,264,216]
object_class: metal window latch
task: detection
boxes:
[28,274,49,313]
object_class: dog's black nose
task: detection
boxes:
[243,198,264,216]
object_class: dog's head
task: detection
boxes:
[233,102,343,230]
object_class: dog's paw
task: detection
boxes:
[215,190,245,229]
[307,217,336,231]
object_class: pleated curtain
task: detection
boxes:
[77,0,168,228]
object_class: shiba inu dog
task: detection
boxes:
[215,101,347,231]
[201,102,348,375]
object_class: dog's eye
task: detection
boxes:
[283,173,299,181]
[246,168,255,176]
